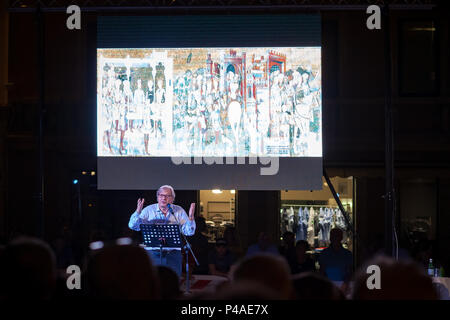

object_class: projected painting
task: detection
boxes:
[97,48,321,157]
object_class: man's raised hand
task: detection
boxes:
[188,203,196,221]
[136,198,145,214]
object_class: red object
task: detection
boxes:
[190,280,212,290]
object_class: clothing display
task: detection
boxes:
[280,205,352,248]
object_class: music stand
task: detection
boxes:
[140,224,182,265]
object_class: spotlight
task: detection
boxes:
[89,241,104,250]
[73,179,79,185]
[212,189,222,194]
[116,237,133,245]
[91,171,96,176]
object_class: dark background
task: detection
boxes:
[1,1,450,269]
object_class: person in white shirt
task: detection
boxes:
[128,185,196,276]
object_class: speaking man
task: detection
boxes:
[129,185,196,276]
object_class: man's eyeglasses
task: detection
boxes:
[158,194,173,199]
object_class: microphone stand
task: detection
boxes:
[168,204,199,294]
[150,219,166,265]
[159,238,163,265]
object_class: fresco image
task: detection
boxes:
[97,47,322,157]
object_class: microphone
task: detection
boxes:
[168,204,181,225]
[167,204,178,221]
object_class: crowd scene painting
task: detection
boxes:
[97,47,322,157]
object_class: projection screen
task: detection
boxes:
[97,15,322,190]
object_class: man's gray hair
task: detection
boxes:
[156,185,176,199]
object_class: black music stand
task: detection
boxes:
[140,224,182,265]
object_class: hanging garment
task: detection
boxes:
[331,208,337,229]
[303,207,309,241]
[281,208,288,234]
[313,208,319,235]
[287,207,295,233]
[307,207,315,247]
[295,207,305,241]
[323,208,333,244]
[318,208,326,246]
[287,213,294,233]
[333,208,340,229]
[313,208,319,246]
[292,206,299,234]
[336,208,347,230]
[288,215,294,234]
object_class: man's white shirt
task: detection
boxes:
[128,203,196,236]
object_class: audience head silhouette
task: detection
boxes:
[292,272,345,300]
[86,244,160,299]
[157,265,181,300]
[329,228,344,248]
[352,255,438,300]
[231,253,293,299]
[0,236,57,300]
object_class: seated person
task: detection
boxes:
[292,272,345,300]
[246,232,280,257]
[279,231,297,271]
[208,238,236,278]
[231,253,293,299]
[291,240,316,274]
[318,228,353,282]
[223,226,245,259]
[352,255,438,300]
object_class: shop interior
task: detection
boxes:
[280,176,354,253]
[199,189,236,242]
[198,176,354,253]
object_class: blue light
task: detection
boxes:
[73,179,79,185]
[337,193,340,197]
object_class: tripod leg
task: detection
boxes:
[185,246,190,294]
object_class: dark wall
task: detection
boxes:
[237,191,280,251]
[354,175,386,265]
